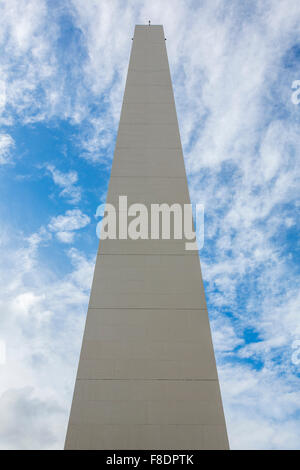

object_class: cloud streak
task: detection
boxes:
[48,209,90,243]
[46,165,81,204]
[0,134,14,164]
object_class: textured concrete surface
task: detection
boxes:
[65,24,229,450]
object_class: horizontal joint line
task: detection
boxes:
[76,378,217,381]
[88,307,207,311]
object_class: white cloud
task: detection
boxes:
[0,0,58,125]
[55,231,75,244]
[0,225,94,449]
[48,209,90,233]
[0,387,65,450]
[46,165,81,204]
[48,209,90,244]
[0,134,14,164]
[219,363,300,450]
[211,316,244,354]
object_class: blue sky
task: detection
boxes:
[0,0,300,449]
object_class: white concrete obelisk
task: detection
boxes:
[65,24,229,450]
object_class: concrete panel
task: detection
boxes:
[120,102,177,124]
[106,176,190,205]
[110,148,186,177]
[68,398,224,426]
[77,356,218,380]
[129,46,169,71]
[116,123,181,149]
[83,309,211,342]
[72,378,222,403]
[80,339,215,362]
[123,85,174,104]
[89,254,206,309]
[126,70,172,86]
[115,122,180,147]
[65,423,228,450]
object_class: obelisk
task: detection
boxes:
[65,24,229,450]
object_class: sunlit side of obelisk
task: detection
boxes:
[65,24,229,450]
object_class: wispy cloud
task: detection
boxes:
[46,165,81,204]
[48,209,90,243]
[0,134,14,164]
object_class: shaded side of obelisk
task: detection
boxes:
[65,25,229,450]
